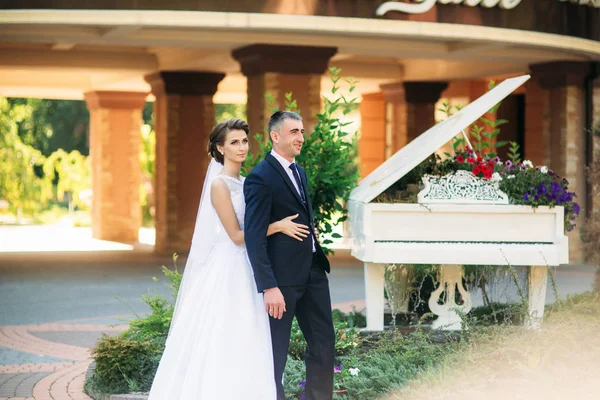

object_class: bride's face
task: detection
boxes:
[218,129,249,165]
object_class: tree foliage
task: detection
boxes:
[0,97,53,216]
[0,97,92,218]
[8,98,90,157]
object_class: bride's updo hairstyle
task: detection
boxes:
[208,118,250,165]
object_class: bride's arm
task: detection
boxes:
[211,180,311,245]
[211,179,245,246]
[267,214,310,241]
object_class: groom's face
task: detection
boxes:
[274,118,305,161]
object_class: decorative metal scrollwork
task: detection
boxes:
[418,170,509,204]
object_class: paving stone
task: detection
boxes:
[29,331,111,349]
[0,347,69,366]
[0,372,50,397]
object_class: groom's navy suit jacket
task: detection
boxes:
[244,153,330,293]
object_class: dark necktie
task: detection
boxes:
[289,163,306,203]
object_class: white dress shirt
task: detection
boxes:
[270,150,316,252]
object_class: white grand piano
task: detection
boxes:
[348,75,569,331]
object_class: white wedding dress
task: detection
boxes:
[148,174,276,399]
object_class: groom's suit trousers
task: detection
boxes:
[270,255,335,400]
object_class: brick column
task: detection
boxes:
[232,44,336,151]
[380,82,407,154]
[84,91,147,243]
[530,61,593,263]
[359,92,386,177]
[404,82,448,141]
[145,72,225,254]
[525,79,551,167]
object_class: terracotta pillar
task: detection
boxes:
[358,92,386,177]
[145,71,225,254]
[403,81,448,141]
[530,61,594,263]
[524,79,551,167]
[232,44,337,151]
[84,91,147,243]
[380,82,408,155]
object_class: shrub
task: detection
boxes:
[86,334,163,395]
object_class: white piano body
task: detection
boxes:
[348,75,569,331]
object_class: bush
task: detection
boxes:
[86,258,181,396]
[86,334,163,395]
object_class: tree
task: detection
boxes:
[0,97,53,218]
[8,98,90,156]
[43,149,91,214]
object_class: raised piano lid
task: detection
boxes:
[349,75,531,204]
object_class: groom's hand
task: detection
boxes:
[264,287,286,319]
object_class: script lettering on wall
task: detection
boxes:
[376,0,523,16]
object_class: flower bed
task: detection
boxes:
[375,146,579,233]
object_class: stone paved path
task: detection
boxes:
[0,317,127,400]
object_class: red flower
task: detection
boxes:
[487,161,495,168]
[476,157,483,163]
[472,166,482,175]
[467,157,476,164]
[456,155,465,163]
[484,170,492,179]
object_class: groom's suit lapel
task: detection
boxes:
[266,153,308,211]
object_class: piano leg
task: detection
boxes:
[364,262,385,331]
[428,264,472,331]
[527,265,548,330]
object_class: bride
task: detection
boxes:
[148,118,310,399]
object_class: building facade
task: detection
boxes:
[1,0,599,260]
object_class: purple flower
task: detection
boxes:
[334,365,342,373]
[493,156,501,163]
[523,193,530,201]
[567,225,574,232]
[298,380,306,388]
[573,203,580,215]
[505,160,513,168]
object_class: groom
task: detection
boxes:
[244,111,335,400]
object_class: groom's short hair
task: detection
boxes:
[268,111,302,142]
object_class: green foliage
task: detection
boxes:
[43,149,90,211]
[86,334,163,395]
[8,97,90,157]
[87,255,182,394]
[283,356,306,399]
[299,68,360,250]
[215,103,246,122]
[288,329,465,400]
[507,141,522,163]
[0,97,53,216]
[140,124,156,226]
